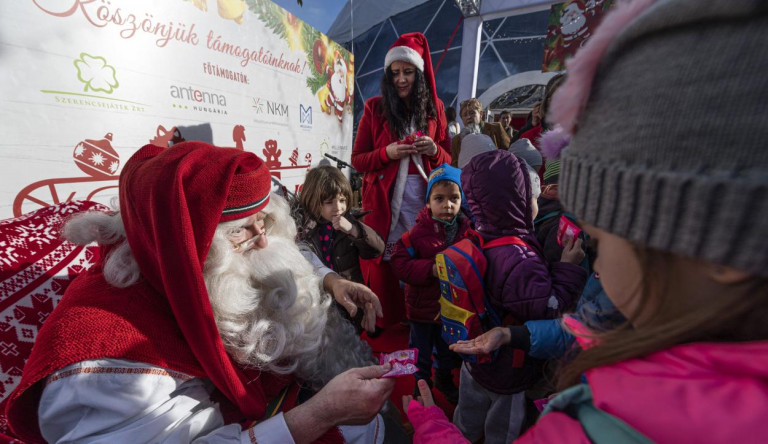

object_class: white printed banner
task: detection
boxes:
[0,0,355,219]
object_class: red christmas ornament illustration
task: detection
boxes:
[73,133,119,178]
[312,39,327,74]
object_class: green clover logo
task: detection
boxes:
[74,53,119,94]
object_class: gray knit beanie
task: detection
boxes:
[458,133,496,169]
[555,0,768,277]
[508,138,543,172]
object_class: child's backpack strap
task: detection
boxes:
[543,384,653,444]
[401,229,416,258]
[534,210,578,227]
[482,235,530,250]
[534,210,561,227]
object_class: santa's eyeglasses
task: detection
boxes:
[225,213,274,252]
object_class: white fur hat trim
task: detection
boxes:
[384,46,424,71]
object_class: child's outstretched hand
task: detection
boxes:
[332,215,359,237]
[402,379,435,413]
[560,236,585,264]
[450,326,510,355]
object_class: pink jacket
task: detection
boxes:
[519,338,768,444]
[409,334,768,443]
[406,401,467,444]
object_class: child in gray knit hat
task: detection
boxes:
[402,0,768,442]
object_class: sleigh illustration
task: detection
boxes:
[13,125,314,217]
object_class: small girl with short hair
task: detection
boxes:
[298,165,385,332]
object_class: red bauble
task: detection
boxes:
[312,39,327,74]
[73,133,119,178]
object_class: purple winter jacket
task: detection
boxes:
[461,150,587,394]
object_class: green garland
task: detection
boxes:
[246,0,353,95]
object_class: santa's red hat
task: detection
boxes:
[384,32,439,109]
[119,142,273,418]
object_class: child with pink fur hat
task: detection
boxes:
[403,1,768,443]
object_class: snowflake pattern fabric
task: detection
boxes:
[0,200,108,436]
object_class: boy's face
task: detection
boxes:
[428,182,462,222]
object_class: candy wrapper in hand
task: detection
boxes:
[399,131,426,145]
[379,348,419,378]
[557,216,582,247]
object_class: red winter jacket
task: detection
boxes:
[390,206,472,323]
[351,97,452,248]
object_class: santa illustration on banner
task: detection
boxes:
[542,0,615,72]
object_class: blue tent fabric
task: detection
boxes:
[333,0,549,130]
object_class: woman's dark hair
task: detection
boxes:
[445,106,457,122]
[380,67,436,138]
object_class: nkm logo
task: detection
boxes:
[170,85,227,106]
[253,98,288,116]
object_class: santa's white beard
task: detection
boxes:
[203,229,373,390]
[330,62,347,101]
[561,8,586,36]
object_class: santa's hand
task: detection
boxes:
[313,364,395,425]
[414,136,437,157]
[284,364,394,442]
[332,215,357,236]
[449,326,510,355]
[328,275,383,332]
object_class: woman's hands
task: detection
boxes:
[386,136,438,160]
[386,142,417,160]
[413,136,438,157]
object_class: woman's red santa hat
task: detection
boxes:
[384,32,439,109]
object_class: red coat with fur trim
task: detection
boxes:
[351,97,452,251]
[390,206,472,323]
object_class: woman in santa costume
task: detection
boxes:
[352,32,452,329]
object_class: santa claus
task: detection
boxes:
[321,52,351,122]
[560,1,590,47]
[5,142,394,443]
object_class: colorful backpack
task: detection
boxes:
[435,230,531,364]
